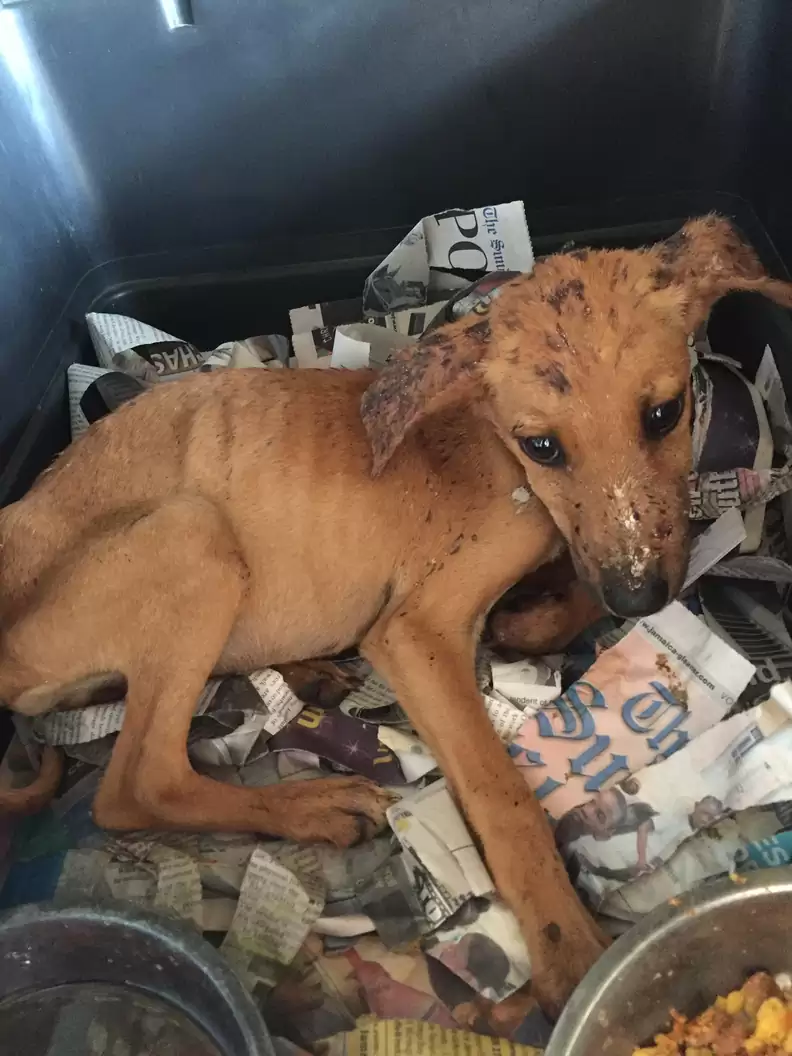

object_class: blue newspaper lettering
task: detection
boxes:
[507,744,563,799]
[533,776,564,801]
[507,743,543,765]
[647,707,690,758]
[567,734,631,793]
[622,680,682,734]
[535,681,605,741]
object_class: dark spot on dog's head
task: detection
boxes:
[608,306,618,324]
[611,262,630,289]
[535,362,571,394]
[651,266,674,289]
[546,278,586,313]
[569,249,589,262]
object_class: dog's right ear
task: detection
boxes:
[650,215,792,327]
[361,314,491,477]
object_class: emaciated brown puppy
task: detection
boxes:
[0,216,789,1015]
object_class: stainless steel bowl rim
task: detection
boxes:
[0,900,273,1056]
[547,867,792,1056]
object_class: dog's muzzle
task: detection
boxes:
[599,567,670,619]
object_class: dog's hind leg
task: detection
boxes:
[488,578,605,654]
[0,495,390,842]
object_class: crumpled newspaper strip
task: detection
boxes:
[221,845,325,989]
[340,672,408,725]
[483,656,562,745]
[689,463,792,520]
[36,668,304,762]
[362,202,534,314]
[682,508,746,589]
[698,578,792,705]
[72,318,287,439]
[378,727,438,783]
[382,781,532,1000]
[52,845,203,925]
[388,780,494,904]
[150,845,204,923]
[483,693,527,742]
[319,1015,542,1056]
[85,312,286,378]
[708,554,792,583]
[291,201,534,368]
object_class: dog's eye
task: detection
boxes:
[643,393,684,440]
[518,435,566,467]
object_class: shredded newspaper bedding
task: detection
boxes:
[5,201,792,1056]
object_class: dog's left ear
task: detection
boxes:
[650,214,792,327]
[361,314,491,476]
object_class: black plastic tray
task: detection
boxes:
[4,191,790,507]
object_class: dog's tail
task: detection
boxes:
[0,743,63,815]
[0,669,127,815]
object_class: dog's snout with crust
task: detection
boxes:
[563,466,691,617]
[599,565,670,618]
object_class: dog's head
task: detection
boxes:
[361,216,792,618]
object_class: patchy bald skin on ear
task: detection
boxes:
[361,312,494,476]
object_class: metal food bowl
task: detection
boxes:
[0,902,273,1056]
[547,868,792,1056]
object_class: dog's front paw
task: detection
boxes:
[268,776,394,847]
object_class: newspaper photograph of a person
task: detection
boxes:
[558,700,792,905]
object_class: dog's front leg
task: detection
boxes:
[362,611,608,1019]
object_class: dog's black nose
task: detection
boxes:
[600,569,670,618]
